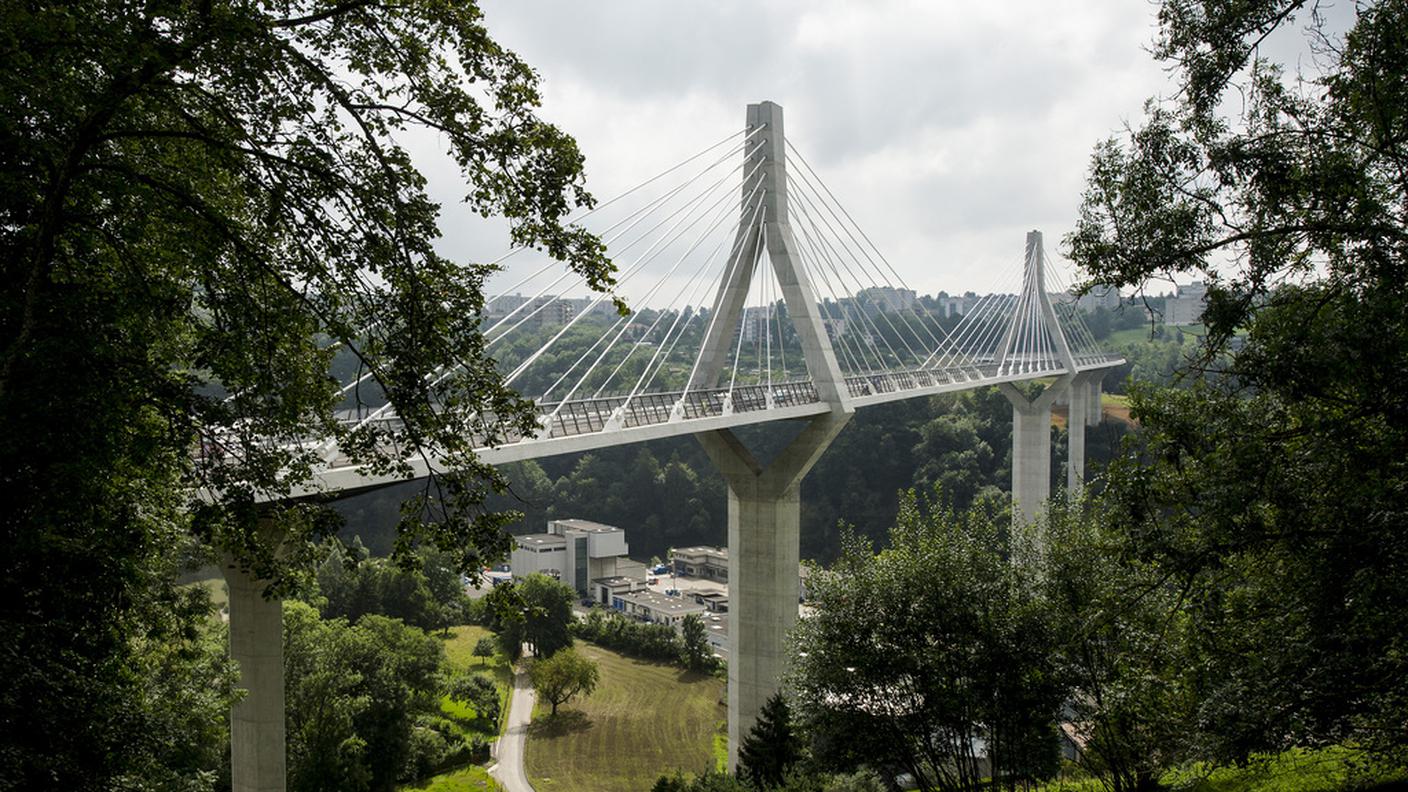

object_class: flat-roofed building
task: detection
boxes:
[691,591,729,613]
[511,519,646,599]
[671,546,728,582]
[593,575,647,607]
[509,533,568,582]
[611,589,707,628]
[1166,281,1208,326]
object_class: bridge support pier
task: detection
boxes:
[225,563,286,792]
[1065,371,1102,498]
[696,412,850,770]
[1000,378,1070,525]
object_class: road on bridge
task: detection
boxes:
[490,649,537,792]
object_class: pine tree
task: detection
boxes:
[736,692,801,790]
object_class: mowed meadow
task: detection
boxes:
[526,642,725,792]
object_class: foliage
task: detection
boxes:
[317,540,471,633]
[737,692,803,791]
[789,491,1064,792]
[529,647,599,717]
[472,636,496,664]
[447,673,501,727]
[1066,0,1408,765]
[282,600,460,791]
[526,642,724,792]
[1044,503,1193,791]
[679,613,717,672]
[649,767,888,792]
[573,608,685,664]
[0,0,612,783]
[400,764,503,792]
[435,624,513,744]
[492,573,575,661]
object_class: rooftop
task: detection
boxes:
[551,518,623,534]
[515,533,567,549]
[672,545,727,559]
[616,589,707,615]
[592,575,643,588]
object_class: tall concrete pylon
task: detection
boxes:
[999,230,1077,524]
[692,101,853,768]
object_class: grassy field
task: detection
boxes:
[398,765,501,792]
[438,625,514,736]
[398,625,513,792]
[525,641,725,792]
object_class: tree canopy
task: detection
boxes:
[1,0,610,786]
[529,646,598,717]
[789,493,1063,792]
[1066,0,1408,766]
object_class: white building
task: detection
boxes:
[670,546,728,582]
[611,588,707,628]
[509,519,646,601]
[1165,281,1209,325]
[858,286,917,313]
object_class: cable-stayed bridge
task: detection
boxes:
[309,104,1120,493]
[225,102,1124,792]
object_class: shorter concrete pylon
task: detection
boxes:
[695,411,850,770]
[999,377,1072,525]
[1065,371,1100,498]
[226,561,286,792]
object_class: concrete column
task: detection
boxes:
[1000,378,1070,525]
[697,412,850,769]
[725,477,801,766]
[1010,396,1053,524]
[226,564,286,792]
[1066,377,1089,498]
[1087,377,1103,427]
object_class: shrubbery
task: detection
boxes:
[573,608,684,663]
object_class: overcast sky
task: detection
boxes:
[418,1,1342,302]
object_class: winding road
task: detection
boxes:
[490,658,537,792]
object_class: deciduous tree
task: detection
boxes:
[529,647,598,716]
[789,492,1063,792]
[1066,0,1408,764]
[0,1,611,784]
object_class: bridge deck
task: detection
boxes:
[301,355,1122,498]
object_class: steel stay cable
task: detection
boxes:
[504,152,765,388]
[785,174,925,367]
[787,203,883,374]
[951,264,1023,374]
[585,176,766,402]
[643,195,767,399]
[342,142,762,438]
[482,126,761,291]
[784,153,947,358]
[727,222,764,399]
[788,184,909,370]
[790,236,868,377]
[623,192,762,408]
[679,198,769,400]
[785,224,867,377]
[923,267,1021,371]
[485,140,764,343]
[785,138,954,354]
[785,185,893,369]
